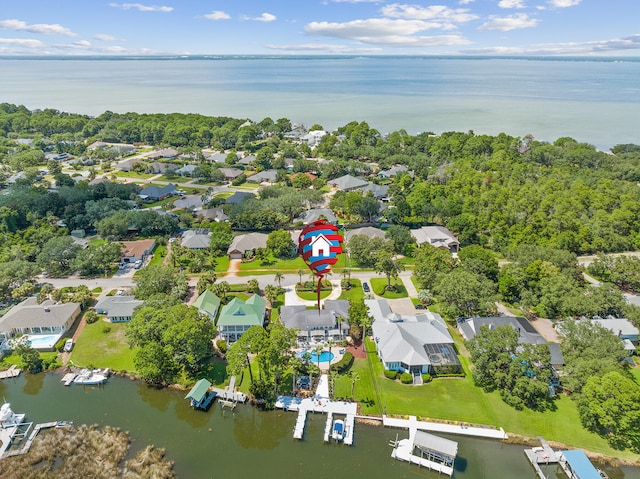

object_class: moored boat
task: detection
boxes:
[73,369,107,385]
[332,419,344,442]
[0,402,25,427]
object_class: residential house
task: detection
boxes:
[280,300,349,345]
[196,207,229,222]
[138,184,177,201]
[358,183,389,201]
[173,194,205,211]
[0,297,81,341]
[457,315,547,345]
[410,226,460,253]
[300,130,327,147]
[95,296,143,322]
[148,148,179,160]
[589,316,639,343]
[284,125,308,140]
[237,155,255,167]
[344,226,386,243]
[225,191,255,205]
[87,141,136,155]
[219,168,244,180]
[147,162,177,174]
[217,295,267,343]
[328,174,369,192]
[115,158,142,172]
[181,228,211,250]
[367,299,461,377]
[294,208,337,225]
[227,233,268,259]
[120,239,156,263]
[379,165,412,179]
[206,152,235,164]
[175,164,198,177]
[192,290,221,322]
[247,169,278,184]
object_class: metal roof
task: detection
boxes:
[414,430,458,458]
[185,379,212,402]
[561,450,601,479]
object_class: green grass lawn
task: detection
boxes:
[114,171,155,180]
[71,320,137,373]
[297,288,332,301]
[234,183,260,190]
[338,279,364,301]
[238,255,307,275]
[212,191,234,199]
[333,358,380,415]
[0,351,59,369]
[358,335,638,460]
[370,278,408,298]
[147,245,167,268]
[213,255,230,274]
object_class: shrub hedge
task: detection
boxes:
[384,369,399,380]
[400,372,413,384]
[331,351,354,373]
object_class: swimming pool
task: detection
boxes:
[298,350,335,363]
[24,334,63,350]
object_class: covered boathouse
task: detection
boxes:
[391,429,458,476]
[560,450,603,479]
[185,379,214,410]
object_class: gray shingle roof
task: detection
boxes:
[329,174,369,191]
[227,233,268,255]
[181,229,211,249]
[345,227,386,242]
[0,297,80,331]
[457,316,546,345]
[294,208,337,224]
[94,296,143,319]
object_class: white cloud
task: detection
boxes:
[204,11,231,21]
[94,34,116,41]
[247,13,276,22]
[380,4,478,23]
[0,19,77,37]
[463,34,640,55]
[547,0,581,7]
[498,0,526,8]
[109,3,173,13]
[459,0,475,4]
[330,0,384,3]
[0,38,45,48]
[305,19,470,47]
[266,43,382,54]
[478,13,537,31]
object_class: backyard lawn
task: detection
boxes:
[71,320,137,373]
[338,279,364,302]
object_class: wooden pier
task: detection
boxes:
[0,365,21,380]
[211,376,247,404]
[343,414,355,446]
[524,437,560,479]
[61,373,76,386]
[293,407,307,440]
[323,412,333,443]
[2,422,58,459]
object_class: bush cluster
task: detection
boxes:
[400,372,413,384]
[384,369,399,380]
[330,351,354,373]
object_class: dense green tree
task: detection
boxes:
[467,325,552,410]
[375,251,404,290]
[558,320,627,394]
[347,235,392,268]
[134,265,188,300]
[577,371,640,451]
[36,236,80,276]
[348,299,372,348]
[433,269,496,318]
[458,245,499,282]
[384,225,415,255]
[0,260,40,299]
[266,229,295,258]
[14,342,43,373]
[413,245,458,290]
[73,241,122,276]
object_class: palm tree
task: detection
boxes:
[326,339,336,363]
[314,345,324,371]
[349,371,360,401]
[297,269,305,286]
[274,271,284,287]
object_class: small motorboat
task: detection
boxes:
[73,369,107,385]
[332,419,345,442]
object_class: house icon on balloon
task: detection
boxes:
[310,234,332,257]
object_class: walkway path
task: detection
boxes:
[283,280,343,307]
[224,259,241,277]
[383,415,508,440]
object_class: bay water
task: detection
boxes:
[0,373,637,478]
[1,56,639,149]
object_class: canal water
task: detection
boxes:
[0,373,636,479]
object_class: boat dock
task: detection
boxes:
[524,436,560,478]
[0,366,21,380]
[383,415,508,440]
[390,428,458,477]
[211,376,247,404]
[323,412,333,443]
[2,422,58,458]
[61,373,76,386]
[275,374,358,445]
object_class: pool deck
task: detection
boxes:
[276,374,358,445]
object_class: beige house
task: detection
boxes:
[0,297,81,340]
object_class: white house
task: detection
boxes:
[311,234,332,257]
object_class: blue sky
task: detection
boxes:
[0,0,639,56]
